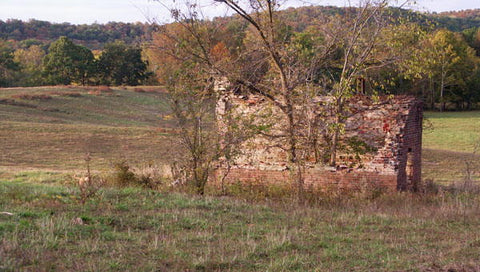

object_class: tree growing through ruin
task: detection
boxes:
[151,17,255,195]
[153,0,409,201]
[322,1,400,165]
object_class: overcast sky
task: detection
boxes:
[0,0,479,25]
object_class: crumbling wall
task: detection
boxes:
[216,93,422,191]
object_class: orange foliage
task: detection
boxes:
[210,41,230,63]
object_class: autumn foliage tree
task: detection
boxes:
[404,29,479,110]
[13,45,45,86]
[151,0,404,201]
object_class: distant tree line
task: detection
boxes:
[2,6,480,110]
[0,36,149,87]
[1,8,479,50]
[0,19,155,50]
[145,6,480,111]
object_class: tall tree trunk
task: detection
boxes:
[330,103,341,166]
[429,77,435,110]
[285,90,304,203]
[440,68,446,112]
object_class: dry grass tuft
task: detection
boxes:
[11,94,52,100]
[87,86,114,96]
[46,91,83,97]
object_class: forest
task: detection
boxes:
[0,6,480,110]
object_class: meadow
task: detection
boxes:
[1,180,480,271]
[0,86,175,177]
[0,86,477,183]
[423,111,480,183]
[1,86,480,271]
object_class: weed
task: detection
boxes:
[76,153,105,204]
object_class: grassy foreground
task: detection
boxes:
[2,87,480,271]
[1,181,480,271]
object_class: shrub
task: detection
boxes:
[108,161,167,189]
[111,161,137,187]
[131,164,166,190]
[422,179,440,195]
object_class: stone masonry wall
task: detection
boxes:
[216,93,423,191]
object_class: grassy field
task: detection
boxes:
[423,111,480,183]
[1,181,480,271]
[0,86,478,183]
[2,87,480,271]
[0,86,176,177]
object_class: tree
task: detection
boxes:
[0,40,19,87]
[43,36,95,85]
[97,41,149,86]
[166,66,220,195]
[150,18,253,195]
[405,29,478,110]
[14,45,45,86]
[153,0,414,199]
[462,27,480,56]
[320,1,395,165]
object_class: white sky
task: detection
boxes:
[0,0,479,25]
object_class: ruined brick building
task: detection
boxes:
[216,88,423,192]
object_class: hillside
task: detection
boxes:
[0,86,175,173]
[2,7,480,50]
[0,20,156,50]
[432,9,480,31]
[438,9,480,20]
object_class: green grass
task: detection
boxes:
[1,87,480,270]
[423,111,480,153]
[1,181,479,271]
[0,86,176,174]
[0,86,172,127]
[423,111,480,183]
[0,86,478,183]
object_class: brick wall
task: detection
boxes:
[216,168,398,191]
[216,94,423,191]
[396,101,423,191]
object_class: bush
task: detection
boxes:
[108,161,167,190]
[110,161,137,187]
[132,164,166,190]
